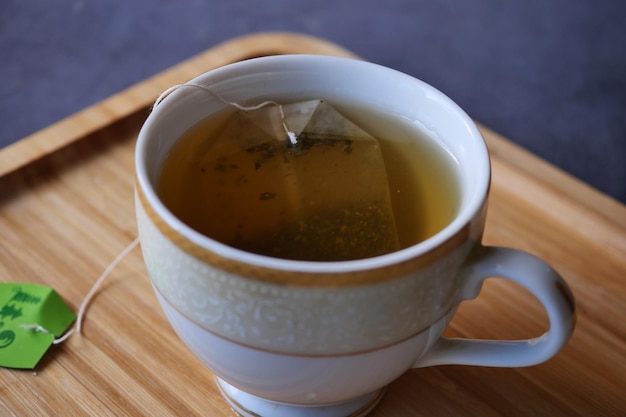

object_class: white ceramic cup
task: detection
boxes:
[135,55,576,417]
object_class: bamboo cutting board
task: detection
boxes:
[1,33,625,416]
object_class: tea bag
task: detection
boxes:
[195,99,400,261]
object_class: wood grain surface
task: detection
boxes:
[1,32,624,416]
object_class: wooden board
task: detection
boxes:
[1,32,625,416]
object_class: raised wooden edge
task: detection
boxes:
[0,32,358,179]
[479,125,626,231]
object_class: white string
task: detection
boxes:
[154,82,280,111]
[22,84,304,343]
[20,85,292,345]
[20,324,51,334]
[19,237,140,343]
[153,82,298,144]
[19,237,141,343]
[53,237,140,344]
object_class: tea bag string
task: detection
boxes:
[20,237,140,344]
[19,84,296,343]
[154,82,298,144]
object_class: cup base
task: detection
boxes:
[216,378,386,417]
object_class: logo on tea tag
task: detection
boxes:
[0,283,75,369]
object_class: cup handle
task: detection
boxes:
[415,246,576,368]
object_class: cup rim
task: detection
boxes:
[135,55,490,282]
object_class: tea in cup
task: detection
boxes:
[135,55,575,417]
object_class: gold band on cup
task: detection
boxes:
[136,180,473,287]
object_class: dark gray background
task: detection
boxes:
[2,1,625,203]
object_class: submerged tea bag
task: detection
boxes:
[169,100,401,261]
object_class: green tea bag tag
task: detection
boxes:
[0,283,76,369]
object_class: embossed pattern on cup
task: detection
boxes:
[137,192,478,355]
